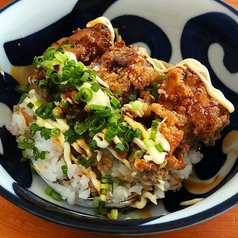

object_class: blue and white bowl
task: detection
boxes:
[0,0,237,235]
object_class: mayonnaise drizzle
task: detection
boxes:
[176,58,234,113]
[137,47,168,73]
[86,16,115,45]
[78,82,111,109]
[131,191,157,209]
[183,130,238,194]
[139,46,234,113]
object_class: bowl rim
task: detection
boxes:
[0,0,238,235]
[1,182,238,235]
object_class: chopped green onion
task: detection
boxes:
[101,189,107,195]
[33,55,45,69]
[89,139,97,150]
[75,61,84,70]
[91,82,100,92]
[124,129,134,142]
[93,106,111,118]
[64,127,79,143]
[75,87,93,102]
[134,129,142,139]
[33,148,46,159]
[40,127,52,140]
[155,143,164,152]
[27,102,34,109]
[45,186,53,195]
[22,150,28,159]
[59,99,69,108]
[110,97,121,109]
[90,118,106,133]
[117,123,127,136]
[51,72,62,84]
[109,112,123,121]
[151,84,159,101]
[61,165,68,174]
[110,209,118,219]
[51,189,62,201]
[132,101,143,111]
[114,177,126,187]
[100,175,111,195]
[38,79,47,90]
[54,51,67,63]
[122,140,130,152]
[51,128,61,137]
[86,105,111,118]
[15,83,30,94]
[74,122,86,135]
[92,196,100,206]
[134,150,144,159]
[130,216,143,220]
[115,143,125,152]
[108,116,118,127]
[59,43,76,50]
[78,156,86,165]
[35,100,42,108]
[84,157,95,168]
[80,71,89,82]
[77,156,95,168]
[101,183,109,190]
[20,157,28,163]
[120,207,131,215]
[150,120,159,141]
[145,83,159,101]
[144,138,154,150]
[35,102,56,120]
[45,185,62,201]
[18,137,35,150]
[105,126,117,142]
[94,199,108,215]
[101,175,110,184]
[18,93,28,104]
[44,50,55,61]
[29,123,41,136]
[84,69,96,84]
[128,94,137,101]
[100,87,115,96]
[46,68,54,77]
[36,118,45,127]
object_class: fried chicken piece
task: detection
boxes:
[128,147,169,184]
[29,23,112,85]
[89,41,162,99]
[158,66,230,145]
[51,23,112,64]
[151,66,230,169]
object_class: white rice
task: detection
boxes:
[7,91,203,208]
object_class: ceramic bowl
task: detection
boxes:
[0,0,238,235]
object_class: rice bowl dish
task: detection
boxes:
[5,16,234,218]
[0,0,238,234]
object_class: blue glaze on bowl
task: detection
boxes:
[0,72,32,188]
[0,0,238,235]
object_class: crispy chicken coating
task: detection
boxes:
[29,23,112,85]
[89,41,163,99]
[152,66,230,170]
[51,23,112,64]
[158,66,230,146]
